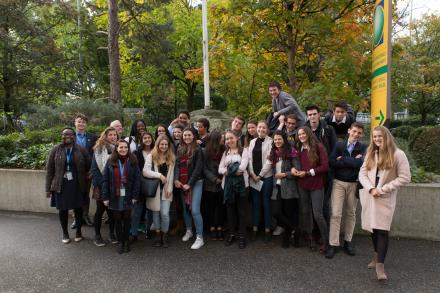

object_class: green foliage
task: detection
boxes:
[388,115,438,128]
[391,125,415,139]
[408,126,432,151]
[0,143,54,169]
[412,126,440,173]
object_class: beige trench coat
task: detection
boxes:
[142,154,175,212]
[358,149,411,232]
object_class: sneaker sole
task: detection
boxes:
[94,242,106,247]
[74,237,83,242]
[62,239,71,244]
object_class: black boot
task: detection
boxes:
[153,231,162,247]
[238,236,247,249]
[117,242,124,254]
[124,241,130,253]
[281,232,290,248]
[343,241,356,256]
[325,245,336,259]
[224,233,235,247]
[162,232,169,248]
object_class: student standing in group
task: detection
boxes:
[278,114,299,146]
[196,118,210,148]
[102,140,141,254]
[174,127,205,250]
[324,101,356,141]
[170,123,185,235]
[144,135,176,248]
[269,130,301,248]
[248,121,273,242]
[45,127,90,244]
[243,121,257,148]
[110,120,124,139]
[168,110,191,135]
[326,122,367,259]
[90,127,118,247]
[132,132,155,240]
[155,124,174,143]
[72,113,97,228]
[294,126,329,253]
[219,130,250,249]
[125,119,147,153]
[172,124,184,149]
[230,116,246,145]
[359,126,410,281]
[203,130,226,240]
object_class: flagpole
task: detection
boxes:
[202,0,210,109]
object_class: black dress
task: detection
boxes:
[50,152,85,210]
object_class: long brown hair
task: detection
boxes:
[365,126,397,171]
[177,127,198,159]
[93,127,117,151]
[224,129,243,155]
[151,135,175,166]
[205,130,225,160]
[295,126,320,165]
[108,140,137,166]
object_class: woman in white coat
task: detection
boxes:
[359,126,411,281]
[143,135,175,248]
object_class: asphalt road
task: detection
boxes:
[0,211,439,293]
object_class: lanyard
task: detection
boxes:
[118,160,125,180]
[65,148,72,170]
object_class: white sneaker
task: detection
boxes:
[182,230,193,242]
[190,236,204,250]
[272,226,285,236]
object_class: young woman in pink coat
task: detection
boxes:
[359,126,411,281]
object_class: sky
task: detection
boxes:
[397,0,440,20]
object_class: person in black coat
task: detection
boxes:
[102,139,141,254]
[45,127,90,244]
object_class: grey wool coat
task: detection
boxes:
[270,156,301,200]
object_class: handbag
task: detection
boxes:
[141,162,160,198]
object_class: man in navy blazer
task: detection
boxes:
[326,122,367,259]
[72,113,97,228]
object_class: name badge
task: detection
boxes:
[120,188,126,197]
[65,172,73,181]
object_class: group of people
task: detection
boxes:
[45,81,411,281]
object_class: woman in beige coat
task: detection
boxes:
[359,126,411,281]
[143,135,175,248]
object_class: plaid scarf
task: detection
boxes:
[179,154,192,211]
[113,156,128,197]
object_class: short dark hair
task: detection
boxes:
[234,115,245,123]
[286,114,298,121]
[62,127,75,134]
[334,101,348,111]
[268,81,281,90]
[197,118,210,130]
[75,113,88,123]
[178,110,190,119]
[350,122,364,130]
[305,105,320,114]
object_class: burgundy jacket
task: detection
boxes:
[297,143,328,190]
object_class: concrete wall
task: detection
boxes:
[0,169,439,240]
[0,169,95,215]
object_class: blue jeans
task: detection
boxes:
[251,176,273,230]
[152,199,171,233]
[130,200,144,236]
[180,179,204,236]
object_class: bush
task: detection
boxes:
[412,126,440,173]
[389,115,438,128]
[390,125,415,139]
[408,126,432,151]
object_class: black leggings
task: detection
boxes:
[113,210,131,243]
[59,209,82,234]
[226,194,247,238]
[271,193,299,234]
[205,191,225,229]
[371,229,389,263]
[94,201,114,237]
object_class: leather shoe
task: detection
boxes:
[325,245,336,259]
[343,241,356,256]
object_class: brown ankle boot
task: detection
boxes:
[367,252,378,269]
[376,263,387,281]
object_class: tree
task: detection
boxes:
[107,0,121,104]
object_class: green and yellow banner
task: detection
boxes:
[371,0,392,128]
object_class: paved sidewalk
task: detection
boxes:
[0,211,439,292]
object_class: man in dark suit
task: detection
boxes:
[72,113,97,228]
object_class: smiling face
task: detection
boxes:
[334,107,347,122]
[107,130,118,144]
[225,132,238,149]
[257,122,268,138]
[157,126,166,137]
[74,118,87,133]
[273,134,284,149]
[117,141,129,156]
[110,120,123,136]
[372,129,384,148]
[136,121,146,136]
[231,118,244,131]
[348,126,363,143]
[183,130,195,145]
[143,134,153,147]
[173,128,183,140]
[297,128,308,144]
[269,86,280,99]
[306,109,320,124]
[247,123,257,137]
[196,122,207,136]
[158,138,169,153]
[286,118,297,132]
[178,113,190,126]
[62,129,75,145]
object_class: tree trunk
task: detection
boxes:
[286,24,298,94]
[108,0,121,104]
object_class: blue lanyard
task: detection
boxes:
[65,148,72,170]
[118,160,125,179]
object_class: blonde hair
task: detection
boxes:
[151,135,175,166]
[365,126,397,171]
[93,127,117,151]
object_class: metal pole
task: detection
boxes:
[202,0,210,109]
